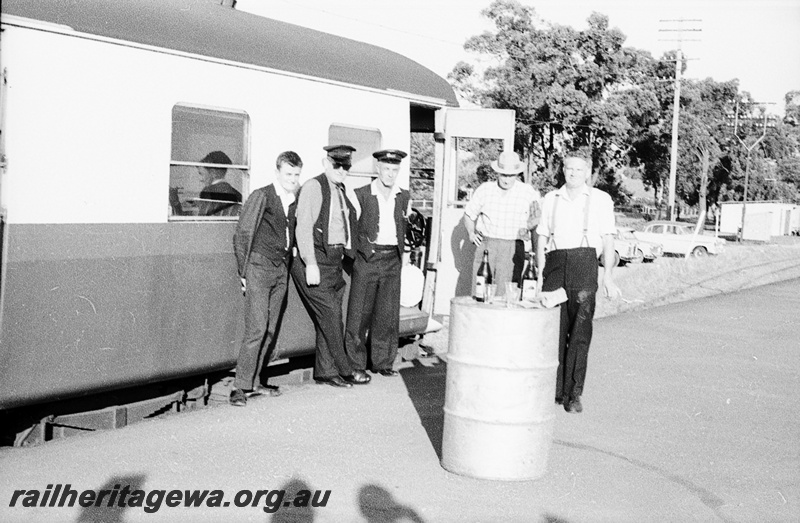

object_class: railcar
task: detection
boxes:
[0,0,463,432]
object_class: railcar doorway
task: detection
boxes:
[424,108,516,316]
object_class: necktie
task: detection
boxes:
[335,183,349,245]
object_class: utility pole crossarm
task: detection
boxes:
[725,104,778,241]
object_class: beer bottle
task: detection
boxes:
[521,251,537,301]
[475,249,492,302]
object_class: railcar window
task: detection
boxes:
[329,124,381,178]
[169,105,250,220]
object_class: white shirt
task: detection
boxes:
[274,182,296,217]
[372,179,403,245]
[464,181,540,240]
[272,182,296,249]
[537,185,615,254]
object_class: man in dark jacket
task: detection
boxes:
[345,149,410,377]
[197,150,242,216]
[229,151,302,406]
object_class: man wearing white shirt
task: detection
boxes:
[536,149,621,413]
[230,151,302,406]
[345,149,411,377]
[463,151,541,296]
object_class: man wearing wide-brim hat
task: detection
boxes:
[462,150,541,297]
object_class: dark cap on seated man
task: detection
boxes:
[201,150,233,166]
[372,149,407,164]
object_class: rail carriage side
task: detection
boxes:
[0,0,457,413]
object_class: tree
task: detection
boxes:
[674,78,738,215]
[450,0,658,202]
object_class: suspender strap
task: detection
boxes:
[547,189,592,250]
[580,190,592,248]
[547,194,560,251]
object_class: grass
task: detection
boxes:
[596,237,800,318]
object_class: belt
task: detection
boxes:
[327,243,345,248]
[373,244,397,251]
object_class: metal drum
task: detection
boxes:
[441,297,559,480]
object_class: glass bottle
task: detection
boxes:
[475,249,492,302]
[521,251,538,301]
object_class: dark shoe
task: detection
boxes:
[555,397,564,405]
[229,388,247,407]
[344,370,371,385]
[316,376,353,388]
[377,369,399,377]
[251,384,282,397]
[565,396,583,413]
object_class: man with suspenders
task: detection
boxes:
[536,149,621,413]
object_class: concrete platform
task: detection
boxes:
[1,279,798,522]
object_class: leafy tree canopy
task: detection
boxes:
[450,0,800,210]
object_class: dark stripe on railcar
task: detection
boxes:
[0,222,316,409]
[0,223,430,409]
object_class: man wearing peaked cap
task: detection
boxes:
[323,144,356,161]
[463,150,541,297]
[291,145,369,388]
[372,149,407,164]
[344,148,411,378]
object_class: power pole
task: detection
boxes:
[667,49,682,221]
[659,19,701,221]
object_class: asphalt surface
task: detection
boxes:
[1,279,798,523]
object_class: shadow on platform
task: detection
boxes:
[76,474,147,523]
[399,357,447,460]
[358,484,426,523]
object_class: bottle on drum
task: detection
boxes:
[521,251,537,301]
[474,249,492,302]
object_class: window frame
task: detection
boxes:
[328,123,382,180]
[168,103,251,221]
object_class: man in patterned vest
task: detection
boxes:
[292,145,370,388]
[230,151,302,406]
[345,149,410,378]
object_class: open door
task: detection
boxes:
[422,108,516,316]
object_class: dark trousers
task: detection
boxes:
[234,253,288,391]
[345,250,402,371]
[290,245,353,379]
[470,238,525,296]
[556,288,596,400]
[541,247,599,401]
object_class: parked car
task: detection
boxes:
[635,221,726,257]
[615,227,663,264]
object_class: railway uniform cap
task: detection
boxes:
[323,145,356,161]
[201,150,232,165]
[373,149,407,164]
[491,150,525,175]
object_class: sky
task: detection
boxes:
[236,0,800,115]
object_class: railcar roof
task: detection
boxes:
[3,0,459,107]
